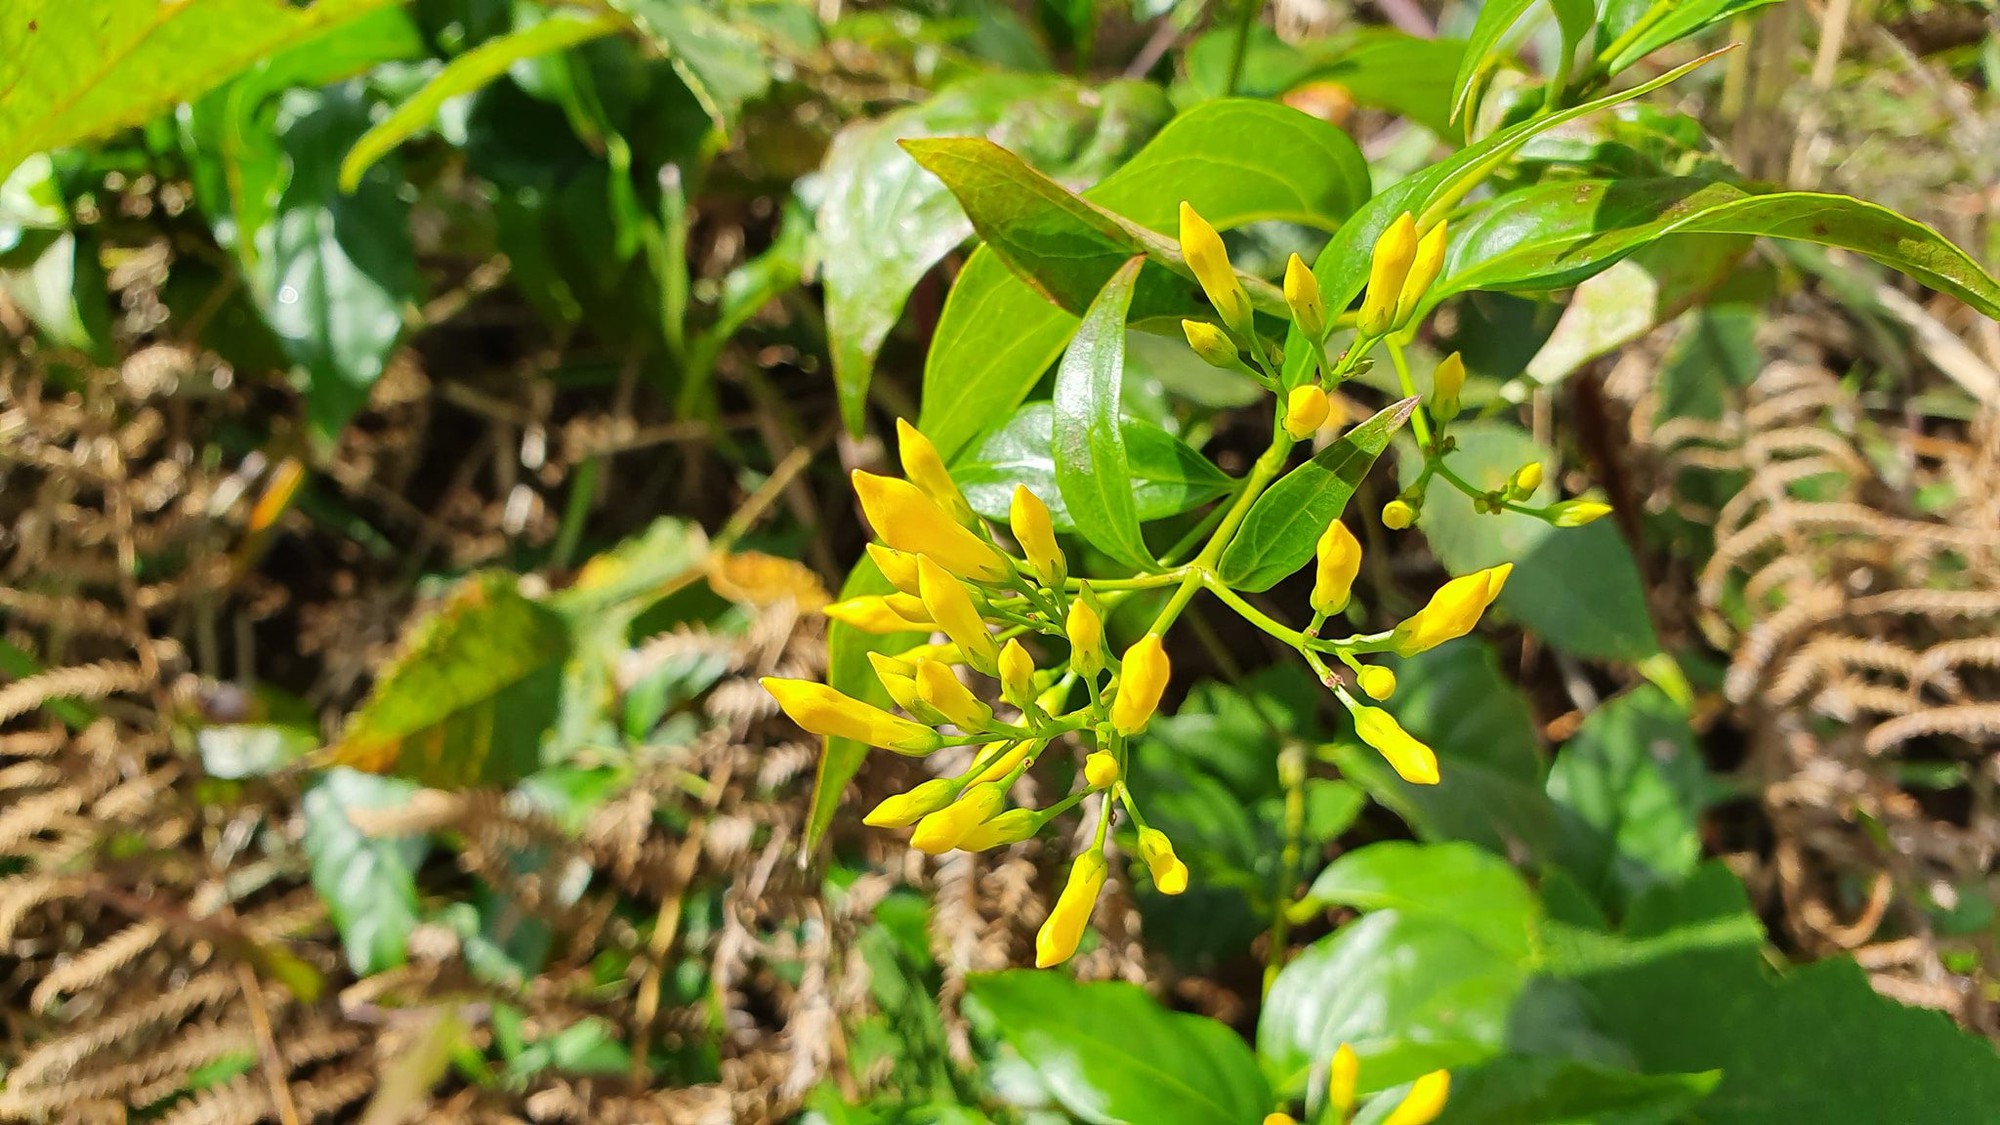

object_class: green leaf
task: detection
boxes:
[1547,687,1705,909]
[611,0,771,127]
[818,76,1169,434]
[1399,420,1660,662]
[919,98,1370,459]
[1452,0,1592,124]
[1428,1056,1719,1125]
[0,229,110,358]
[953,402,1231,530]
[338,11,620,193]
[1182,26,1467,135]
[0,0,396,176]
[302,767,429,975]
[1600,0,1785,75]
[1524,234,1751,385]
[1218,398,1416,591]
[968,971,1272,1125]
[1259,911,1528,1100]
[807,560,924,851]
[250,87,418,443]
[329,572,571,789]
[1301,842,1540,961]
[1053,258,1153,569]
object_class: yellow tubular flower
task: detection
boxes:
[1382,1070,1451,1125]
[1550,499,1613,527]
[917,555,1001,670]
[1393,219,1450,329]
[761,678,942,755]
[1035,850,1108,967]
[1359,212,1418,337]
[1010,485,1065,586]
[1067,595,1105,679]
[1311,519,1362,615]
[897,418,977,527]
[1083,751,1120,789]
[1352,705,1440,785]
[1182,319,1239,368]
[1179,202,1253,336]
[867,652,929,717]
[958,808,1038,851]
[826,595,930,634]
[892,641,963,666]
[1284,253,1326,340]
[1356,665,1397,701]
[1284,385,1331,440]
[864,777,960,828]
[1110,634,1170,736]
[916,660,992,731]
[1391,563,1513,657]
[1507,461,1544,500]
[1136,826,1189,894]
[1382,499,1415,530]
[998,639,1036,710]
[1433,351,1465,421]
[911,782,1007,854]
[1264,1116,1299,1125]
[969,739,1033,785]
[866,543,923,596]
[852,470,1009,583]
[1328,1043,1360,1117]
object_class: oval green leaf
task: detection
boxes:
[952,402,1231,530]
[1053,258,1153,570]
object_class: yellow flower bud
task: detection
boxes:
[1284,252,1325,339]
[1066,595,1105,679]
[911,782,1007,854]
[1383,1070,1451,1125]
[1182,319,1239,368]
[959,808,1038,851]
[969,739,1033,785]
[1507,461,1544,500]
[1356,664,1397,701]
[1550,499,1613,527]
[1010,485,1065,586]
[761,678,943,755]
[897,418,977,527]
[1393,219,1449,329]
[1110,633,1170,736]
[1390,563,1512,657]
[1083,751,1121,788]
[1284,385,1331,440]
[998,639,1036,710]
[867,651,930,717]
[916,660,992,731]
[1136,826,1188,894]
[1432,351,1465,421]
[1264,1115,1298,1125]
[1035,850,1108,967]
[1329,1043,1360,1117]
[825,594,930,634]
[891,641,963,666]
[918,555,1000,671]
[1352,705,1439,785]
[852,470,1009,583]
[864,777,960,827]
[1179,202,1253,336]
[1311,519,1361,615]
[1382,499,1415,530]
[866,543,923,596]
[1359,212,1418,337]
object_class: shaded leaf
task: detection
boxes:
[1428,1056,1719,1125]
[1547,687,1705,909]
[612,0,770,127]
[303,768,428,975]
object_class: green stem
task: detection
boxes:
[1262,740,1308,997]
[1201,573,1308,648]
[1224,0,1259,96]
[1386,338,1436,452]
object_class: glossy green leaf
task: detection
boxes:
[1600,0,1785,75]
[919,99,1370,459]
[1218,397,1416,591]
[338,11,620,192]
[1301,841,1540,961]
[1547,687,1706,913]
[612,0,770,127]
[1427,1056,1719,1125]
[0,0,396,177]
[1053,258,1153,569]
[953,403,1231,530]
[968,971,1272,1125]
[329,572,570,789]
[1399,420,1660,662]
[819,76,1169,433]
[302,768,429,975]
[808,560,923,851]
[1452,0,1592,124]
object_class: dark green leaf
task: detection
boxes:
[1547,687,1705,909]
[1053,258,1153,569]
[302,768,428,975]
[329,572,571,789]
[968,970,1272,1125]
[1218,398,1416,591]
[613,0,771,127]
[1429,1056,1719,1125]
[953,402,1231,530]
[1182,27,1468,135]
[1302,842,1540,961]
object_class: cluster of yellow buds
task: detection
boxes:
[764,419,1192,968]
[1264,1045,1450,1125]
